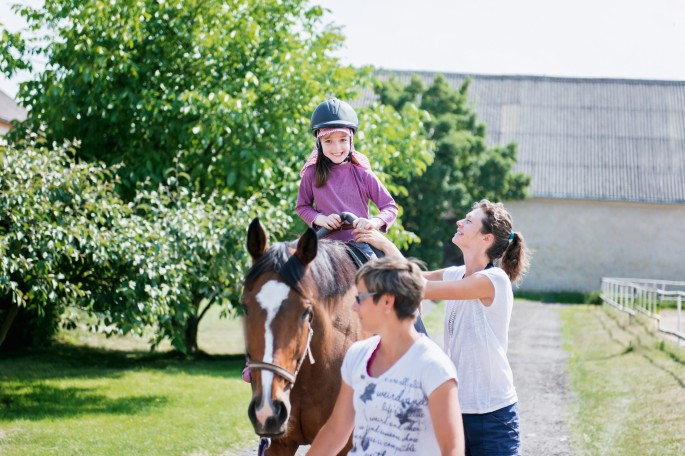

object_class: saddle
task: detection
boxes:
[344,243,385,269]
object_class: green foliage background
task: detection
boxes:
[376,74,530,268]
[0,0,528,352]
[0,0,435,352]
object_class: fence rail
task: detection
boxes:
[601,277,685,347]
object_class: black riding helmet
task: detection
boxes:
[310,98,359,137]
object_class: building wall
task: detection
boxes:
[0,121,10,135]
[504,198,685,292]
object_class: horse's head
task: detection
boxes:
[241,218,319,437]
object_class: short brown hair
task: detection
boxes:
[355,256,425,320]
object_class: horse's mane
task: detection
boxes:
[244,240,357,299]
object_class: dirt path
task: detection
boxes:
[233,300,574,455]
[508,301,573,455]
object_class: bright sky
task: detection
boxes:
[316,0,685,80]
[1,0,684,99]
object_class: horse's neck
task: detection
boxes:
[313,299,360,358]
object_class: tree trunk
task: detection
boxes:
[0,299,19,348]
[184,313,199,355]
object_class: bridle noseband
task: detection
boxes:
[247,322,315,385]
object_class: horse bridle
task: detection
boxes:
[247,322,315,385]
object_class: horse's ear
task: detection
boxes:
[295,227,318,266]
[247,218,268,262]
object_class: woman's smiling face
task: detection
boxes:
[452,208,486,247]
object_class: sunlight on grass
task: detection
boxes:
[0,305,258,455]
[58,305,246,355]
[423,301,445,336]
[561,305,685,456]
[0,347,255,455]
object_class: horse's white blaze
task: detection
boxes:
[254,280,290,426]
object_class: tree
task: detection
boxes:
[2,0,436,352]
[11,0,362,201]
[376,74,531,268]
[127,175,292,354]
[0,132,135,349]
[0,132,292,353]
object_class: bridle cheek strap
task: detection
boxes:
[248,324,315,385]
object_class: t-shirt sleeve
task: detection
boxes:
[443,266,465,282]
[474,268,511,306]
[341,337,377,386]
[420,340,458,396]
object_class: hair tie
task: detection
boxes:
[509,231,515,241]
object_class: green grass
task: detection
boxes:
[0,307,256,455]
[421,300,445,336]
[561,305,685,455]
[57,305,246,355]
[515,290,589,304]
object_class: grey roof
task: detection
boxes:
[364,71,685,204]
[0,89,27,124]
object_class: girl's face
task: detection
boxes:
[452,208,486,247]
[320,131,351,164]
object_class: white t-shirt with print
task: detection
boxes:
[341,334,457,456]
[443,265,518,414]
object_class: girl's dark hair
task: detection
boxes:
[355,257,426,320]
[475,199,530,284]
[314,146,332,187]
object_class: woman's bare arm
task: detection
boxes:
[307,382,355,455]
[428,379,465,455]
[424,274,495,304]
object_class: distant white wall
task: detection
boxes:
[0,122,10,135]
[504,198,685,292]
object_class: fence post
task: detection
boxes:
[678,295,682,349]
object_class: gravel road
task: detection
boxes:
[233,300,574,455]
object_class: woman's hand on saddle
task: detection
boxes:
[314,213,342,230]
[352,227,403,258]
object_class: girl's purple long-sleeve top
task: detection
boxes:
[296,162,398,242]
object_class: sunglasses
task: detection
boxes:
[354,291,377,305]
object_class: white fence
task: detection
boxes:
[601,277,685,347]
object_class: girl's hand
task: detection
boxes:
[352,217,382,230]
[353,217,376,231]
[315,213,342,230]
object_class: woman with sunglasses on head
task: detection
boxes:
[308,256,464,456]
[353,199,530,456]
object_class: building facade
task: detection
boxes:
[373,72,685,292]
[0,89,27,135]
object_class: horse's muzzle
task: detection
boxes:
[248,395,290,436]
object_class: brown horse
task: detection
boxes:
[242,218,361,455]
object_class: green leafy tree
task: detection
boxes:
[376,74,530,268]
[1,0,437,351]
[0,132,136,349]
[0,132,291,352]
[10,0,362,201]
[127,176,291,354]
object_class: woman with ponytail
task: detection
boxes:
[353,199,530,456]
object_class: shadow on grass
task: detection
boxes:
[0,342,246,380]
[0,384,167,421]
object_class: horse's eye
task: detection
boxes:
[302,306,313,322]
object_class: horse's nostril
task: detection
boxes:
[247,396,260,424]
[273,399,289,423]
